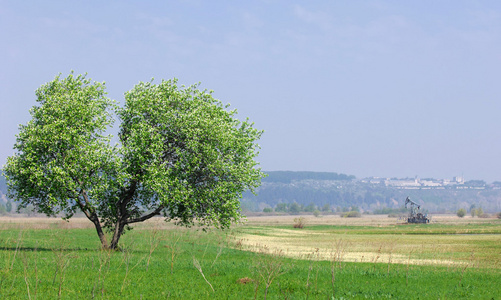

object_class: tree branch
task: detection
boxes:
[126,205,164,224]
[77,188,100,222]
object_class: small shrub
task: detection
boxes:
[457,208,466,218]
[479,213,490,218]
[293,217,306,228]
[471,208,483,217]
[263,207,273,213]
[497,212,501,219]
[313,210,321,217]
[342,211,361,218]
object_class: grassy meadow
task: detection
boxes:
[0,215,500,299]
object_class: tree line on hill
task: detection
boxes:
[2,170,501,216]
[242,171,501,214]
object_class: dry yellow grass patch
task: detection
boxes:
[234,214,500,267]
[237,233,464,266]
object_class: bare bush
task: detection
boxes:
[293,217,306,228]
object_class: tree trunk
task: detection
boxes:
[110,221,126,250]
[79,189,111,249]
[93,220,110,249]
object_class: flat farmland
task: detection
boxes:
[236,214,501,268]
[0,215,500,299]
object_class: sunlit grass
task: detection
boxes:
[0,215,499,298]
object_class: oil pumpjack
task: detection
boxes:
[405,197,430,223]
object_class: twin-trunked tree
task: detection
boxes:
[4,73,264,249]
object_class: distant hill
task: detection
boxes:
[2,170,500,214]
[242,171,501,214]
[262,171,356,183]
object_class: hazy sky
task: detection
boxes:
[1,1,500,182]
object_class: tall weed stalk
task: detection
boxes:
[92,248,113,298]
[252,246,288,300]
[51,233,72,299]
[330,239,346,298]
[120,241,146,294]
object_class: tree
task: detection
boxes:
[5,200,12,213]
[471,207,483,218]
[4,73,264,249]
[457,208,466,218]
[304,203,316,212]
[476,207,484,217]
[275,203,288,212]
[471,207,477,217]
[289,202,301,214]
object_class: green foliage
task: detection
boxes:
[275,203,288,212]
[304,203,316,212]
[0,203,6,215]
[4,73,116,219]
[5,200,12,213]
[477,207,484,217]
[118,79,264,228]
[262,207,273,213]
[0,172,7,195]
[313,209,321,217]
[471,207,484,218]
[4,73,264,249]
[457,208,467,218]
[289,202,301,214]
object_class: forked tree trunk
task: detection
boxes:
[82,212,111,249]
[90,218,124,250]
[109,221,126,250]
[86,203,164,250]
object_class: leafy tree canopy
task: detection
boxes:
[4,73,264,249]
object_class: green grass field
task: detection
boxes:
[0,215,500,299]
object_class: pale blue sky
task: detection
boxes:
[1,1,500,182]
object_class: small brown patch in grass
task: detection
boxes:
[237,277,254,284]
